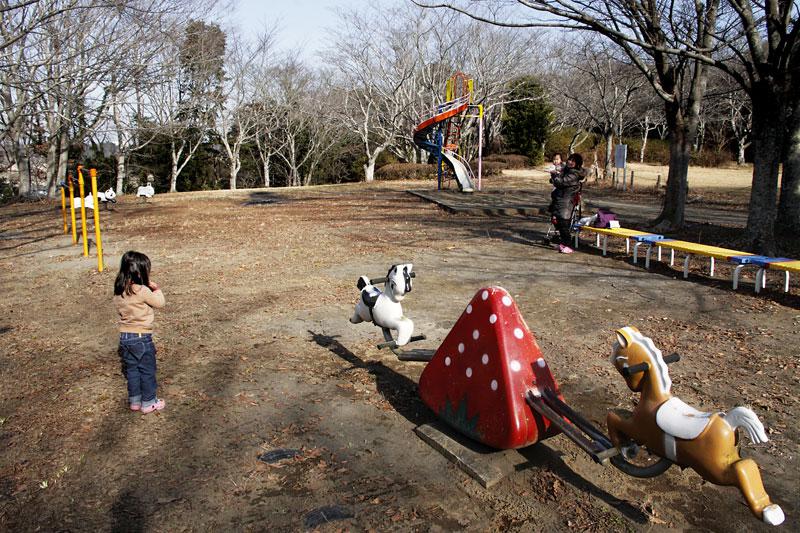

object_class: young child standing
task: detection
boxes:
[114,251,166,414]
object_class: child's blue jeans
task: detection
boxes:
[119,333,158,407]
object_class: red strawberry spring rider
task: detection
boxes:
[349,272,784,525]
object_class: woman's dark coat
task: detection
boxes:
[549,167,585,219]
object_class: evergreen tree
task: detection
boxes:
[502,77,551,164]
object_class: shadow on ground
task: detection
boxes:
[308,330,435,428]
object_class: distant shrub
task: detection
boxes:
[375,163,436,181]
[691,150,734,168]
[545,128,603,160]
[0,182,16,204]
[503,76,551,165]
[623,137,670,165]
[472,161,505,176]
[483,154,531,169]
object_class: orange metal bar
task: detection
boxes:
[90,169,104,272]
[78,166,88,257]
[68,174,77,244]
[60,187,67,233]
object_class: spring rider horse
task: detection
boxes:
[607,326,784,526]
[72,188,116,210]
[350,264,423,349]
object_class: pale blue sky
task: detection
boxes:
[230,0,357,60]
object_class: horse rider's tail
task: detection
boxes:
[724,406,769,444]
[356,276,371,290]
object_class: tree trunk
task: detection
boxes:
[15,139,31,196]
[56,132,70,195]
[604,131,613,179]
[170,140,179,193]
[364,161,376,182]
[115,152,126,194]
[263,155,270,188]
[737,140,747,166]
[776,97,800,238]
[45,135,61,196]
[640,117,649,163]
[745,86,783,254]
[654,137,690,232]
[363,145,386,183]
[694,119,705,153]
[229,159,239,190]
[653,100,693,232]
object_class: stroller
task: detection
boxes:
[543,179,585,245]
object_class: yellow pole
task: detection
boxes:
[78,165,88,257]
[468,78,474,103]
[89,169,104,272]
[68,174,77,244]
[60,186,67,233]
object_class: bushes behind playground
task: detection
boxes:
[471,161,504,176]
[375,156,528,181]
[375,163,437,181]
[482,154,531,169]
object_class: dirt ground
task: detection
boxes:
[0,174,798,532]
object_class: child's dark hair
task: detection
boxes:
[114,251,151,296]
[568,153,583,168]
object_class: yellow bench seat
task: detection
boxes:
[574,226,658,256]
[753,259,800,293]
[647,240,752,279]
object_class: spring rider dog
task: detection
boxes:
[607,326,784,526]
[350,264,414,346]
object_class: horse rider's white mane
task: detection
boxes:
[614,326,672,393]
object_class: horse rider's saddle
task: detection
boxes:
[361,288,380,309]
[656,397,717,440]
[356,275,384,325]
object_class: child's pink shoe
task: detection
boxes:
[141,399,165,414]
[559,244,574,254]
[130,403,141,411]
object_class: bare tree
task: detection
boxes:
[0,0,84,54]
[780,93,800,237]
[0,20,37,195]
[327,5,417,182]
[728,92,752,166]
[631,94,665,163]
[271,58,339,187]
[547,38,643,179]
[142,18,225,192]
[250,48,285,188]
[706,0,799,249]
[216,30,276,190]
[1,0,217,197]
[328,4,541,177]
[105,10,188,194]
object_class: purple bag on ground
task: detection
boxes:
[593,208,618,228]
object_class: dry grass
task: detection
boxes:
[501,162,760,191]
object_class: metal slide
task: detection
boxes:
[441,150,475,192]
[413,94,475,192]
